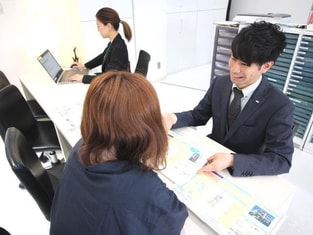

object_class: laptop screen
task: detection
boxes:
[37,50,63,80]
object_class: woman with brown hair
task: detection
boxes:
[50,72,188,235]
[71,7,132,83]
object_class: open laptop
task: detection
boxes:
[37,49,89,84]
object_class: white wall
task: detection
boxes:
[0,0,84,89]
[166,0,228,74]
[133,0,167,80]
[229,0,313,24]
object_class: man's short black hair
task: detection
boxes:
[231,21,286,66]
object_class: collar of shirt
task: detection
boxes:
[232,76,262,109]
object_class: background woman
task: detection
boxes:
[70,7,132,83]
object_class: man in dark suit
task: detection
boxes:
[163,21,294,177]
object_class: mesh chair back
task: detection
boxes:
[0,70,10,90]
[134,50,151,77]
[5,127,54,221]
[0,71,48,120]
[0,85,37,141]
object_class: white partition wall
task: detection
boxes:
[166,0,229,74]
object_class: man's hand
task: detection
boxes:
[199,153,234,173]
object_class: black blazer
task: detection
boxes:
[174,76,294,176]
[83,34,129,84]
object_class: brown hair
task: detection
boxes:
[80,71,168,170]
[96,7,132,42]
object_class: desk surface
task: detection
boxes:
[20,72,295,234]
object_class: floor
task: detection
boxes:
[1,65,313,234]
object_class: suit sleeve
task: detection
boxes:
[84,53,103,70]
[81,53,104,84]
[230,101,294,176]
[173,82,215,129]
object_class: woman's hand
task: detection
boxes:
[70,62,86,70]
[162,113,177,132]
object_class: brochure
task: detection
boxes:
[161,129,286,234]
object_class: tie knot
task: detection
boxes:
[233,87,243,98]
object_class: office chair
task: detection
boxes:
[0,226,10,235]
[0,70,49,120]
[0,70,10,89]
[0,84,60,153]
[134,50,151,77]
[5,127,64,221]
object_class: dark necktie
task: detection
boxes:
[228,87,243,128]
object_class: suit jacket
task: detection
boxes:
[174,76,294,176]
[82,34,130,84]
[50,140,188,235]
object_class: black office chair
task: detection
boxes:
[134,50,151,77]
[0,84,60,153]
[5,127,64,221]
[0,70,10,89]
[0,70,49,120]
[0,226,10,235]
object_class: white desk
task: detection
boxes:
[20,71,88,157]
[20,72,295,234]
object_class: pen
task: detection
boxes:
[212,171,224,179]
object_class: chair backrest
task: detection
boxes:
[0,70,10,90]
[5,127,55,221]
[134,50,151,77]
[0,85,36,141]
[0,226,10,235]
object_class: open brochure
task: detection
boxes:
[160,129,287,235]
[174,172,285,235]
[160,130,209,185]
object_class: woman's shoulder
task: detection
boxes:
[111,34,127,48]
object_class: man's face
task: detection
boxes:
[228,56,273,89]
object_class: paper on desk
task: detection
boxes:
[160,128,287,234]
[160,130,210,185]
[174,171,286,235]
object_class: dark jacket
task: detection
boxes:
[50,140,188,235]
[83,34,130,84]
[174,76,294,176]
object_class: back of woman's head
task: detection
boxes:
[96,7,132,41]
[231,21,286,66]
[80,71,167,170]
